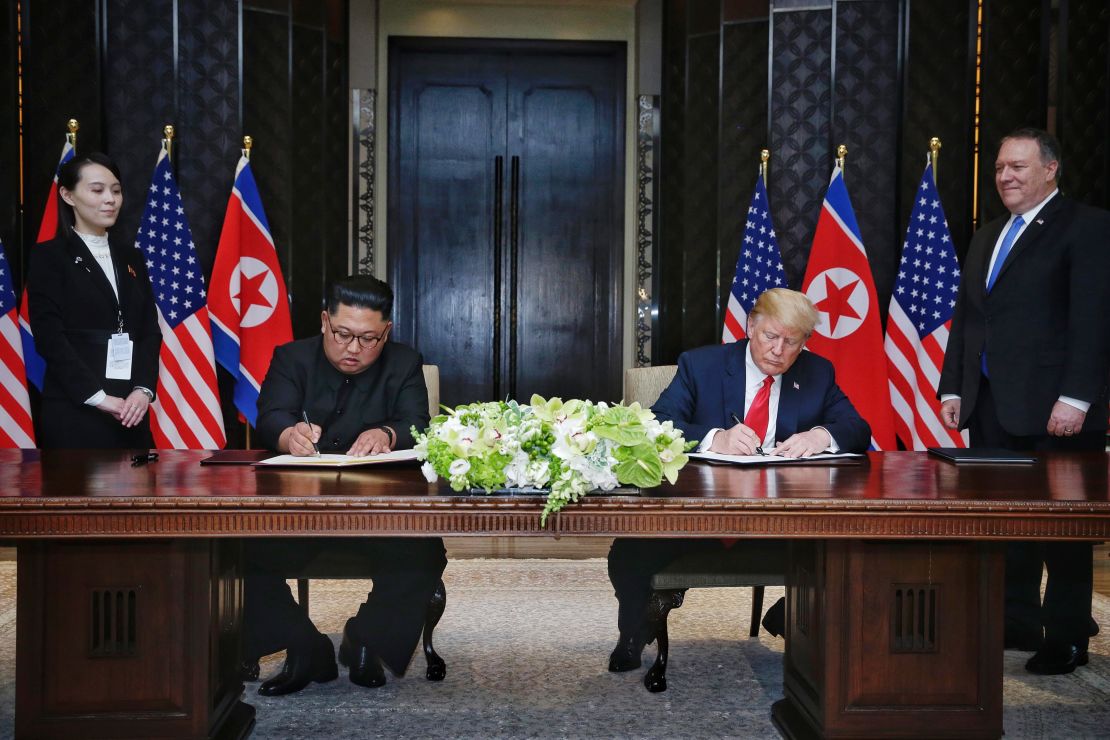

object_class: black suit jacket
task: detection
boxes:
[651,340,872,453]
[28,230,161,447]
[939,194,1110,435]
[256,335,430,453]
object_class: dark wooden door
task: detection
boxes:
[389,39,625,407]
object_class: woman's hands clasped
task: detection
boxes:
[97,389,152,428]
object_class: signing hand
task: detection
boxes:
[709,422,763,456]
[118,389,152,428]
[1046,401,1086,437]
[940,399,961,430]
[281,421,322,456]
[770,428,831,458]
[347,428,392,457]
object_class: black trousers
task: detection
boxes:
[607,538,726,638]
[244,537,447,676]
[968,377,1098,650]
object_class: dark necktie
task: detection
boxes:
[744,375,774,444]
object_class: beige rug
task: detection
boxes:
[1,559,1108,738]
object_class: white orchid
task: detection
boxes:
[411,395,694,526]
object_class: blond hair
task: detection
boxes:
[748,288,819,337]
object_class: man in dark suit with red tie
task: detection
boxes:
[607,288,871,672]
[940,127,1110,675]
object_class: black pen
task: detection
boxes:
[130,452,159,467]
[730,412,765,456]
[301,410,321,457]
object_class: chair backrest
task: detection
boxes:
[623,365,678,409]
[422,365,440,419]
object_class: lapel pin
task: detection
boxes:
[1035,218,1044,225]
[793,382,800,390]
[127,265,137,278]
[74,256,82,264]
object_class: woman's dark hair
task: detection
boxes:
[55,152,123,237]
[324,275,394,320]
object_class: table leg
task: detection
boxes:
[15,539,254,739]
[772,540,1004,739]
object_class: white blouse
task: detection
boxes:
[74,229,119,300]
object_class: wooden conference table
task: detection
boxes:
[1,449,1108,739]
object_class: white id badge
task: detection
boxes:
[105,332,134,380]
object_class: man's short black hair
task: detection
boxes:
[324,275,394,320]
[1001,127,1063,182]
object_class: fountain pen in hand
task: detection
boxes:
[301,410,322,457]
[730,412,765,456]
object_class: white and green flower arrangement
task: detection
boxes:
[412,395,694,524]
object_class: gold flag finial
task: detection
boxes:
[163,124,176,161]
[760,148,770,179]
[243,135,253,159]
[929,137,942,182]
[66,119,79,149]
[836,144,848,171]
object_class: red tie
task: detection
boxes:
[744,375,774,444]
[722,376,773,550]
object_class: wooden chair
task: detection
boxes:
[624,365,787,693]
[290,364,447,680]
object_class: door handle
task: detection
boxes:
[493,155,504,400]
[509,155,520,401]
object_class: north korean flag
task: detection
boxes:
[801,165,897,450]
[209,154,292,426]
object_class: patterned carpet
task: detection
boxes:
[1,559,1109,738]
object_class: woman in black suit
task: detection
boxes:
[28,152,161,448]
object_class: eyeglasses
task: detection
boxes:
[325,315,388,350]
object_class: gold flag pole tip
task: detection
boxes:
[163,124,175,161]
[243,135,253,160]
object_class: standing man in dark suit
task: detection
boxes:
[607,288,871,672]
[245,275,446,695]
[940,127,1110,675]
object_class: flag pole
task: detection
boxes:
[760,148,769,182]
[241,134,253,450]
[163,124,175,163]
[66,118,78,150]
[929,136,941,184]
[836,144,847,174]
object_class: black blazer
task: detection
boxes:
[28,230,161,447]
[256,335,430,453]
[652,340,872,453]
[939,194,1110,435]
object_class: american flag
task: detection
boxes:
[884,159,967,449]
[0,239,35,447]
[136,145,226,449]
[722,169,787,342]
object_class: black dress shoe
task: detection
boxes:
[339,623,386,688]
[1025,643,1089,676]
[761,597,786,638]
[608,634,645,673]
[258,633,338,696]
